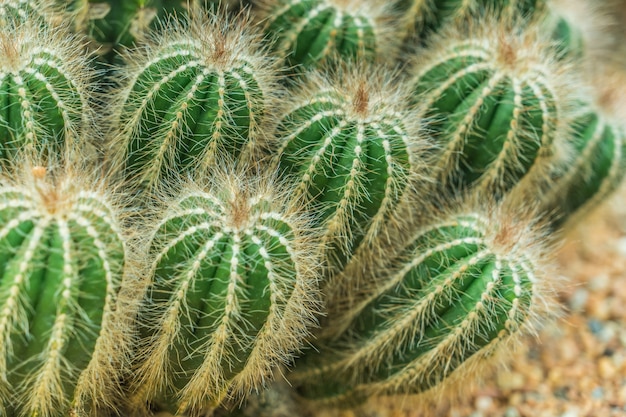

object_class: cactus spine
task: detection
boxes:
[0,161,127,417]
[131,172,319,415]
[0,20,95,164]
[272,66,423,275]
[111,12,277,191]
[256,0,399,69]
[291,203,550,405]
[409,19,575,196]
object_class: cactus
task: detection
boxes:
[396,0,543,39]
[0,0,51,24]
[129,171,319,415]
[0,160,128,417]
[62,0,193,59]
[255,0,400,70]
[0,1,622,416]
[272,65,424,276]
[408,18,577,196]
[110,11,278,191]
[0,20,96,165]
[540,70,626,229]
[290,202,552,405]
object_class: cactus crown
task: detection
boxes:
[273,64,425,272]
[131,170,320,415]
[409,17,579,194]
[0,20,96,164]
[0,158,127,417]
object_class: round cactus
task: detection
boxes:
[110,11,278,191]
[64,0,191,58]
[272,65,424,276]
[291,202,552,405]
[0,20,96,165]
[0,161,127,417]
[0,0,54,25]
[540,70,626,228]
[255,0,400,70]
[409,18,577,196]
[130,171,320,415]
[396,0,543,39]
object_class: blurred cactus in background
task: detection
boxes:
[0,0,624,416]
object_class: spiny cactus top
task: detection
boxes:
[272,65,424,275]
[0,20,96,165]
[292,201,552,405]
[131,171,320,415]
[409,19,577,196]
[255,0,400,69]
[0,161,127,417]
[111,12,279,191]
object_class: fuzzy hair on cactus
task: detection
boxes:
[0,19,96,165]
[290,198,554,406]
[0,0,60,26]
[0,158,128,417]
[254,0,400,70]
[65,0,192,58]
[129,170,320,415]
[271,64,425,277]
[408,17,578,197]
[396,0,543,38]
[540,66,626,228]
[110,11,278,191]
[538,0,618,61]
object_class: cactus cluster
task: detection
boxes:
[0,0,624,416]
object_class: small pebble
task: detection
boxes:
[503,407,520,417]
[475,396,493,411]
[568,288,589,312]
[591,387,605,400]
[589,274,610,292]
[560,408,580,417]
[598,357,617,379]
[616,237,626,256]
[588,319,604,335]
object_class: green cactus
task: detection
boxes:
[255,0,400,70]
[291,204,550,405]
[272,65,423,275]
[396,0,543,39]
[110,12,278,191]
[0,161,127,417]
[409,19,576,196]
[0,0,54,24]
[541,105,626,228]
[0,20,96,165]
[62,0,189,57]
[130,171,319,415]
